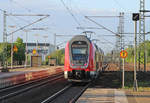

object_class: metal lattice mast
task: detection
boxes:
[116,26,121,69]
[118,12,124,71]
[139,0,146,71]
[119,12,125,51]
[2,11,8,72]
[116,26,120,53]
[119,12,125,88]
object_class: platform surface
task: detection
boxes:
[77,88,150,103]
[0,66,64,88]
[0,66,62,79]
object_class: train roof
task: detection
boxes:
[69,35,104,54]
[69,35,91,44]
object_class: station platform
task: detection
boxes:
[0,66,64,89]
[77,88,150,103]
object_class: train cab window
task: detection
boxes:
[71,41,88,65]
[72,48,87,55]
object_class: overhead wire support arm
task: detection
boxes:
[23,27,49,32]
[60,0,84,31]
[85,16,120,37]
[7,14,50,16]
[77,27,103,29]
[86,16,120,18]
[139,10,150,12]
[144,15,150,17]
[0,9,5,12]
[56,34,74,37]
[7,15,50,36]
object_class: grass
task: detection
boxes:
[122,72,150,91]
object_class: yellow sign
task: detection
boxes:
[13,45,18,52]
[120,50,128,58]
[32,49,36,54]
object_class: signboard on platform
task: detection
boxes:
[32,49,36,54]
[120,50,128,58]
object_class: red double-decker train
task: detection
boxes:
[64,35,104,82]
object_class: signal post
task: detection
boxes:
[120,50,128,88]
[132,13,139,91]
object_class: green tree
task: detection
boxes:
[0,43,11,64]
[126,47,134,63]
[13,37,25,65]
[0,44,3,62]
[126,40,150,63]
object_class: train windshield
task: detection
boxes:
[71,41,88,66]
[72,48,87,55]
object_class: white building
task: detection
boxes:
[26,43,55,61]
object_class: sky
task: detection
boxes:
[0,0,150,54]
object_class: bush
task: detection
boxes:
[46,48,65,65]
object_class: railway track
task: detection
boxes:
[2,69,123,103]
[41,82,91,103]
[0,73,64,102]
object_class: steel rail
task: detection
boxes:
[41,82,91,103]
[69,82,91,103]
[0,73,63,101]
[41,84,72,103]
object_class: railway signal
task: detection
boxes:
[120,50,128,58]
[132,13,139,91]
[132,13,139,21]
[120,50,127,89]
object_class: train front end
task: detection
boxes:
[64,35,95,82]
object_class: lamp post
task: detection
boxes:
[34,34,39,54]
[43,35,48,61]
[9,25,16,69]
[23,29,29,68]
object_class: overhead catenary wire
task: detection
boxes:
[69,0,90,27]
[9,0,32,13]
[112,0,133,13]
[9,0,49,28]
[7,15,50,36]
[0,8,5,12]
[85,16,120,37]
[112,0,125,11]
[0,8,29,25]
[60,0,84,31]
